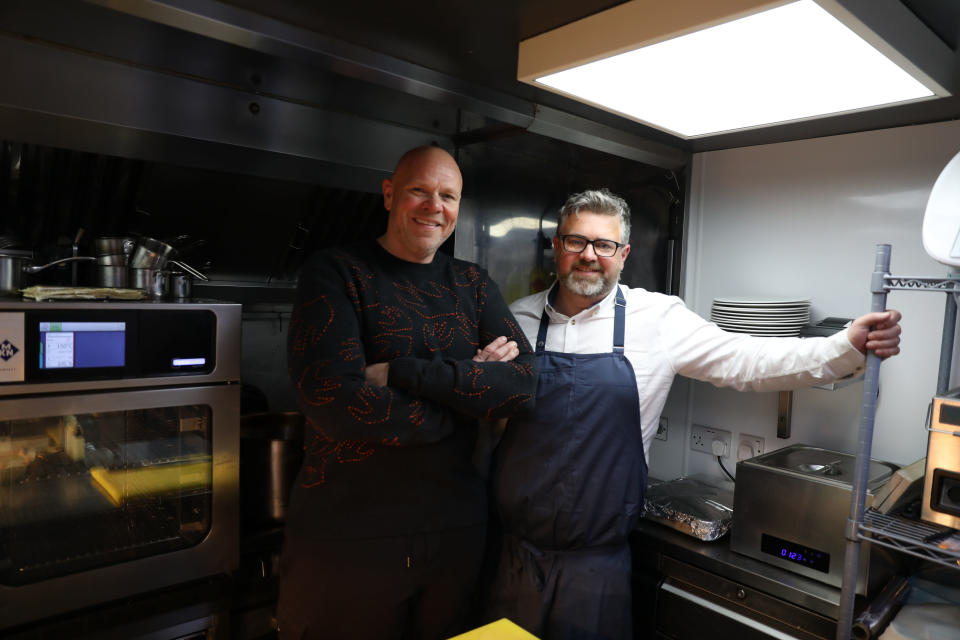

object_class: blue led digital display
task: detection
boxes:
[760,533,830,573]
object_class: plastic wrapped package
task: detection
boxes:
[873,566,960,639]
[642,475,735,541]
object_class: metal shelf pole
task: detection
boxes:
[836,244,890,640]
[937,277,957,395]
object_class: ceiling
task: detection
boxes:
[221,0,960,154]
[2,0,958,171]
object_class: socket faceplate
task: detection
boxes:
[737,433,766,460]
[691,424,732,458]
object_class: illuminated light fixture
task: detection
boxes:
[518,0,952,139]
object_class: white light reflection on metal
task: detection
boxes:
[488,216,556,238]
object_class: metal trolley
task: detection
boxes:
[837,244,960,640]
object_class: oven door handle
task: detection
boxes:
[660,581,805,640]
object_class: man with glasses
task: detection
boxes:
[483,188,902,640]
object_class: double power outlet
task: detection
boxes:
[690,424,765,460]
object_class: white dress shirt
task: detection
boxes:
[509,284,865,458]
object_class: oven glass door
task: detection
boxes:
[0,390,222,586]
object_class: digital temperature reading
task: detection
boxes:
[38,321,126,369]
[760,533,830,573]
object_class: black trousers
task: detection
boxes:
[276,524,486,640]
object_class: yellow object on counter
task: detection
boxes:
[448,619,540,640]
[90,461,211,506]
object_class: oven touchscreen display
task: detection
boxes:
[38,321,126,369]
[760,533,829,573]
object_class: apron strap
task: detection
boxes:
[535,286,627,354]
[613,286,626,353]
[535,306,550,353]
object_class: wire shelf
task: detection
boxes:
[860,510,960,570]
[882,275,960,292]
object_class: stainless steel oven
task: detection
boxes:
[0,300,240,631]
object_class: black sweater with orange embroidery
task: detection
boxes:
[285,239,537,538]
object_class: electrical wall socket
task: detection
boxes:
[737,434,765,461]
[690,424,732,458]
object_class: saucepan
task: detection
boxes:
[0,250,96,296]
[94,236,136,257]
[129,268,168,299]
[128,262,207,299]
[94,265,129,289]
[94,236,136,267]
[129,236,177,270]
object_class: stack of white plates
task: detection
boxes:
[710,296,811,337]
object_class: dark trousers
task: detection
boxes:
[483,539,633,640]
[276,524,486,640]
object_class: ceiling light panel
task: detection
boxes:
[521,0,945,139]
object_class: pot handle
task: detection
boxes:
[169,260,209,281]
[23,256,96,274]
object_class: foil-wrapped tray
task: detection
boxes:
[643,475,735,541]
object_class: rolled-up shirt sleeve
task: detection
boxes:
[660,300,865,391]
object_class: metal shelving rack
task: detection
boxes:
[836,244,960,640]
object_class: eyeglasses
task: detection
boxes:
[559,234,624,257]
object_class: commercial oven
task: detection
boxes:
[0,300,241,631]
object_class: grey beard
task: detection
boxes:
[561,268,617,298]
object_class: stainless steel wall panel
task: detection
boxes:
[455,136,683,301]
[0,35,447,176]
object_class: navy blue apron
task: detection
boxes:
[488,287,647,640]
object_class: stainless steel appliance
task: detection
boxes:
[731,444,897,595]
[0,300,241,631]
[922,391,960,529]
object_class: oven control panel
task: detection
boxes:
[0,302,240,391]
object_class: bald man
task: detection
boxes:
[277,146,537,639]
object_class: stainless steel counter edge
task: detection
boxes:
[632,518,845,620]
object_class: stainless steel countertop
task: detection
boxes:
[632,517,848,620]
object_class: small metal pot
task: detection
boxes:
[0,249,32,296]
[129,268,167,299]
[169,271,192,299]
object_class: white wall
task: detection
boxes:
[655,119,960,483]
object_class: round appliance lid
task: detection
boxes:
[922,149,960,267]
